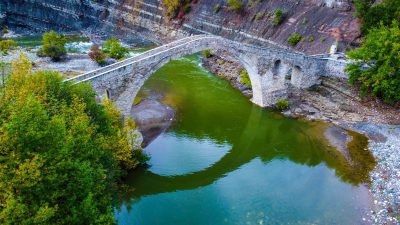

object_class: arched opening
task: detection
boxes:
[272,60,282,77]
[290,65,304,88]
[105,89,111,99]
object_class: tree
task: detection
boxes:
[89,45,106,66]
[288,33,302,46]
[272,9,284,26]
[345,21,400,105]
[0,40,16,55]
[227,0,243,12]
[0,54,148,224]
[39,31,67,61]
[102,37,129,60]
[355,0,400,33]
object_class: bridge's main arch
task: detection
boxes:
[66,35,339,118]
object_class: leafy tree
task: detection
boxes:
[102,37,129,60]
[288,33,302,46]
[0,40,16,55]
[345,21,400,105]
[0,54,148,224]
[273,9,284,26]
[355,0,400,33]
[89,45,107,66]
[163,0,182,18]
[39,31,67,61]
[227,0,243,12]
[202,49,212,58]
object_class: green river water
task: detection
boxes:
[115,55,375,225]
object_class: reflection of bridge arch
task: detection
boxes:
[119,106,375,200]
[66,35,346,117]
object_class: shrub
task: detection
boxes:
[302,17,308,25]
[89,45,107,66]
[40,30,67,61]
[319,37,326,42]
[345,21,400,105]
[276,99,289,111]
[239,69,251,88]
[163,0,181,18]
[102,37,129,60]
[202,49,212,58]
[288,33,302,46]
[227,0,243,12]
[272,9,284,26]
[255,12,264,20]
[0,39,16,55]
[308,36,315,42]
[358,0,400,34]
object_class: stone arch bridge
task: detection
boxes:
[66,35,347,117]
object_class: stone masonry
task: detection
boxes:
[65,35,348,118]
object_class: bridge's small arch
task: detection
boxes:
[105,89,111,100]
[272,60,282,77]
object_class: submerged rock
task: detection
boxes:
[130,99,175,147]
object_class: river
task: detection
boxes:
[115,55,375,225]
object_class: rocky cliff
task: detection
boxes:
[1,0,360,53]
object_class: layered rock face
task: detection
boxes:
[0,0,360,53]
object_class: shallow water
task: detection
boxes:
[115,55,375,225]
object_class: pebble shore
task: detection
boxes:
[347,123,400,225]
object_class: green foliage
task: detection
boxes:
[273,9,284,26]
[275,99,289,111]
[288,33,302,46]
[345,21,400,105]
[239,69,251,88]
[319,37,326,42]
[353,0,375,18]
[0,40,16,55]
[202,49,212,58]
[308,36,315,42]
[102,37,129,60]
[163,0,181,18]
[255,12,265,21]
[183,4,191,14]
[358,0,400,33]
[40,31,67,61]
[227,0,243,12]
[0,54,148,224]
[89,45,107,66]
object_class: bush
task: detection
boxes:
[255,12,264,20]
[0,39,16,55]
[239,69,251,88]
[345,21,400,105]
[89,45,107,66]
[202,49,212,58]
[276,99,289,111]
[40,31,67,61]
[102,37,129,60]
[0,54,148,224]
[227,0,243,12]
[288,33,302,46]
[163,0,181,18]
[308,36,315,42]
[272,9,284,26]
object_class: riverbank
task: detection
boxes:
[202,50,400,224]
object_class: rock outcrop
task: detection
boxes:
[1,0,360,53]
